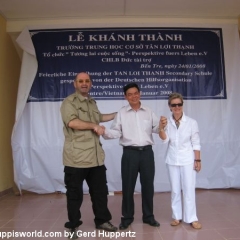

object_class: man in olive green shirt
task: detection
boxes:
[60,72,117,236]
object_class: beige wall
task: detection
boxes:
[239,17,240,35]
[0,14,21,192]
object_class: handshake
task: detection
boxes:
[93,125,106,136]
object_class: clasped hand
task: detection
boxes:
[159,116,167,129]
[93,125,105,135]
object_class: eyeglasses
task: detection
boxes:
[170,103,183,107]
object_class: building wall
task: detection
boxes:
[0,14,21,194]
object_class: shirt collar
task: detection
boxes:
[76,92,95,103]
[126,102,146,111]
[170,112,186,124]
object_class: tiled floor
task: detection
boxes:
[0,189,240,239]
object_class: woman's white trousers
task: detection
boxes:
[167,163,198,223]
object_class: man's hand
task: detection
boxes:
[93,125,105,135]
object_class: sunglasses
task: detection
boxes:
[170,103,183,107]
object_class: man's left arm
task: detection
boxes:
[151,110,168,134]
[101,112,117,122]
[151,111,161,133]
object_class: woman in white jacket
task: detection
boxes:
[159,93,202,229]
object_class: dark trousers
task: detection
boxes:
[64,165,112,228]
[121,146,155,225]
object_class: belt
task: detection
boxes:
[123,145,152,151]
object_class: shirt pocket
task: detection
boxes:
[77,106,89,121]
[72,141,95,164]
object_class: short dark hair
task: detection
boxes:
[123,83,140,95]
